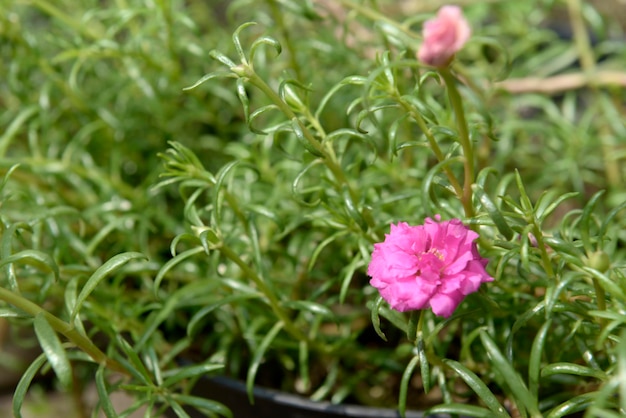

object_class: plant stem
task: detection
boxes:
[238,65,359,204]
[566,0,620,191]
[0,286,128,375]
[531,224,556,280]
[566,0,595,75]
[494,71,626,93]
[439,67,475,218]
[395,96,465,202]
[218,243,326,351]
[407,310,421,343]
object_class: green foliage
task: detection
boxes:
[1,0,625,417]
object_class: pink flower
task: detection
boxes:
[417,6,471,67]
[367,217,492,317]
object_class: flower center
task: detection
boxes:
[428,247,445,261]
[414,247,446,279]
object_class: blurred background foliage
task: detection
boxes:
[1,0,626,416]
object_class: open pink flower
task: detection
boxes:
[417,5,471,67]
[367,217,492,317]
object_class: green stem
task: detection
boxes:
[238,65,359,204]
[439,67,475,218]
[0,286,128,375]
[566,0,620,190]
[407,310,421,343]
[218,243,327,352]
[395,97,465,202]
[531,224,556,280]
[566,0,595,75]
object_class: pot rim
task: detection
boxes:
[203,375,432,418]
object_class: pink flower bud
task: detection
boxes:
[417,6,471,67]
[367,217,493,318]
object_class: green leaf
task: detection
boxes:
[161,363,224,388]
[314,76,366,121]
[166,399,191,418]
[619,330,626,413]
[444,359,510,418]
[480,330,541,417]
[339,255,365,304]
[298,341,310,393]
[169,394,232,418]
[71,252,147,323]
[421,156,464,214]
[370,296,387,341]
[427,403,500,417]
[598,200,626,248]
[134,295,181,352]
[64,276,86,334]
[33,313,72,388]
[232,21,257,62]
[13,353,48,418]
[212,160,240,226]
[209,49,236,69]
[236,78,251,125]
[545,392,597,418]
[0,106,38,157]
[246,321,284,403]
[187,293,261,337]
[0,163,21,193]
[535,192,578,222]
[0,308,26,318]
[0,249,60,282]
[398,355,420,418]
[96,365,119,418]
[401,94,438,123]
[528,319,552,398]
[582,266,626,301]
[341,184,367,231]
[249,35,282,63]
[282,300,333,317]
[541,362,608,380]
[579,190,605,254]
[307,230,349,272]
[291,159,323,207]
[472,184,514,240]
[182,70,236,91]
[291,118,325,157]
[117,336,153,385]
[514,170,533,213]
[417,338,431,393]
[154,247,205,297]
[248,104,280,134]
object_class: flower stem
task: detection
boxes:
[439,67,475,218]
[395,96,464,202]
[0,286,128,375]
[407,310,422,343]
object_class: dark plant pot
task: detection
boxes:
[165,375,439,418]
